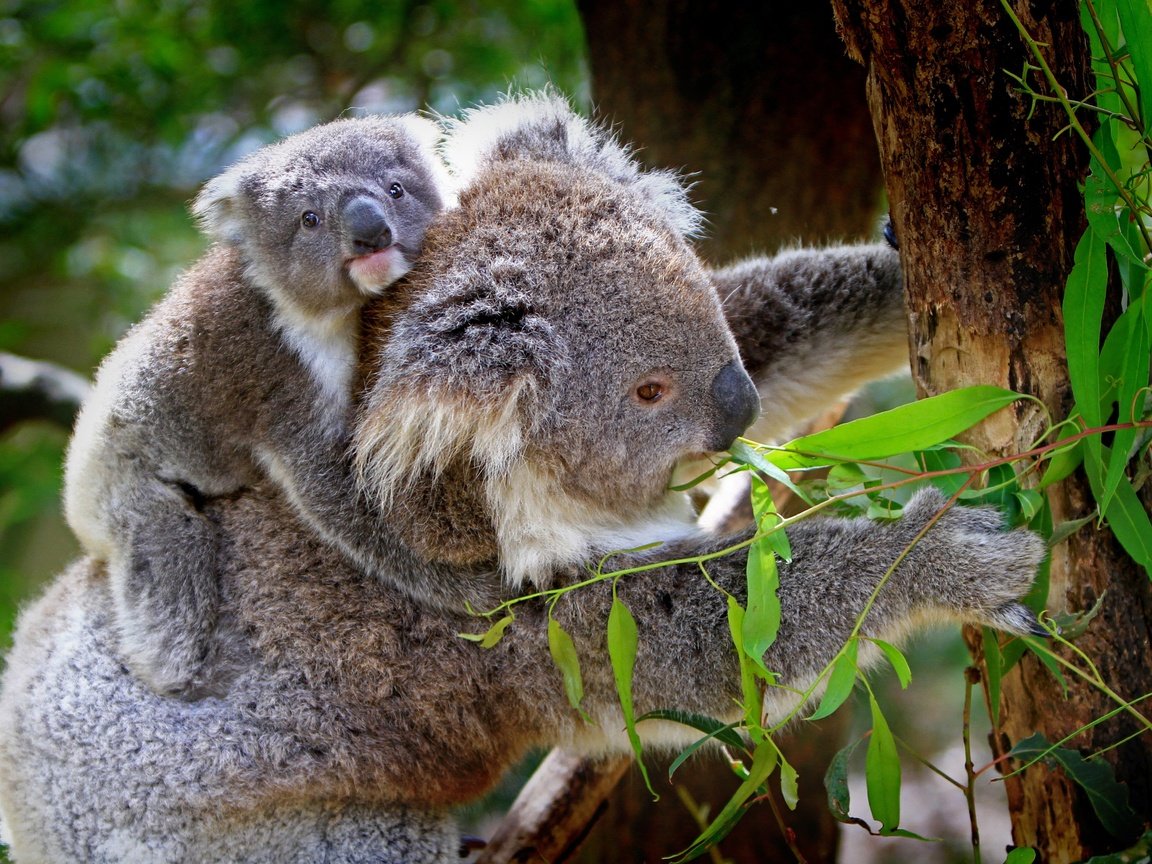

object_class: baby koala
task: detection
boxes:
[64,114,451,698]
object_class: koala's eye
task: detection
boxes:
[301,211,321,229]
[388,182,404,200]
[635,381,664,403]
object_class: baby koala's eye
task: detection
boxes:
[301,211,321,229]
[635,381,664,403]
[387,182,404,200]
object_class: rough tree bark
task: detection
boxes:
[831,1,1152,861]
[539,3,886,862]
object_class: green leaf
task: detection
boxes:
[866,692,902,833]
[458,614,514,648]
[750,475,792,560]
[1003,848,1037,864]
[548,617,590,722]
[1023,637,1069,695]
[644,711,747,780]
[826,461,867,492]
[1081,0,1122,116]
[636,709,747,752]
[671,740,781,862]
[825,739,865,827]
[808,640,859,721]
[608,596,656,796]
[771,386,1023,470]
[1048,591,1107,641]
[1013,489,1045,524]
[729,439,807,501]
[779,752,799,810]
[1090,455,1152,573]
[1009,732,1143,838]
[743,532,782,680]
[1096,296,1151,513]
[1048,513,1097,549]
[727,595,762,737]
[1040,438,1084,489]
[871,639,912,689]
[1116,0,1152,137]
[1084,130,1147,270]
[1064,228,1108,429]
[918,447,968,497]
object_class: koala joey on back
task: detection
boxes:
[0,95,1047,862]
[63,113,452,698]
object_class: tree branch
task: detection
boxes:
[0,352,89,434]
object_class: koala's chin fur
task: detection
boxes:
[0,94,1046,863]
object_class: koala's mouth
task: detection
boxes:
[347,245,411,294]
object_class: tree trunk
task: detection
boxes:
[568,3,883,861]
[831,1,1152,860]
[577,0,883,264]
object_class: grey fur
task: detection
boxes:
[0,94,1045,861]
[63,114,451,697]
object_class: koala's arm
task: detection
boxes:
[714,242,908,441]
[258,430,500,612]
[547,490,1045,739]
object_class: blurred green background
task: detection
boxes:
[0,0,589,647]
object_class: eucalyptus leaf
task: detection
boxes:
[808,640,859,721]
[458,614,514,648]
[771,386,1022,471]
[729,439,806,500]
[1009,732,1142,839]
[870,639,912,690]
[866,693,902,834]
[1003,848,1037,864]
[548,617,590,722]
[743,534,782,679]
[1116,0,1152,136]
[1064,228,1108,432]
[727,595,761,736]
[671,741,780,863]
[779,752,799,810]
[608,596,656,796]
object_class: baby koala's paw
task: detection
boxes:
[903,488,1048,637]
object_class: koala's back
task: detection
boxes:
[0,556,463,863]
[64,246,307,554]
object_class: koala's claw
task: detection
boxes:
[988,601,1049,638]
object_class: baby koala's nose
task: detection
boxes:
[344,196,394,254]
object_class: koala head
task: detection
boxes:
[192,114,451,316]
[355,94,760,588]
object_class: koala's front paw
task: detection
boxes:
[903,489,1048,636]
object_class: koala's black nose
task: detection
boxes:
[344,195,393,254]
[708,361,760,452]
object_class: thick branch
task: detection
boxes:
[0,352,89,433]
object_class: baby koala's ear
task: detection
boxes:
[190,165,251,246]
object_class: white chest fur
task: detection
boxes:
[273,299,360,421]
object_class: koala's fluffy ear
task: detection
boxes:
[355,258,564,502]
[190,165,251,246]
[442,91,703,239]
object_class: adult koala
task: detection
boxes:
[0,95,1044,863]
